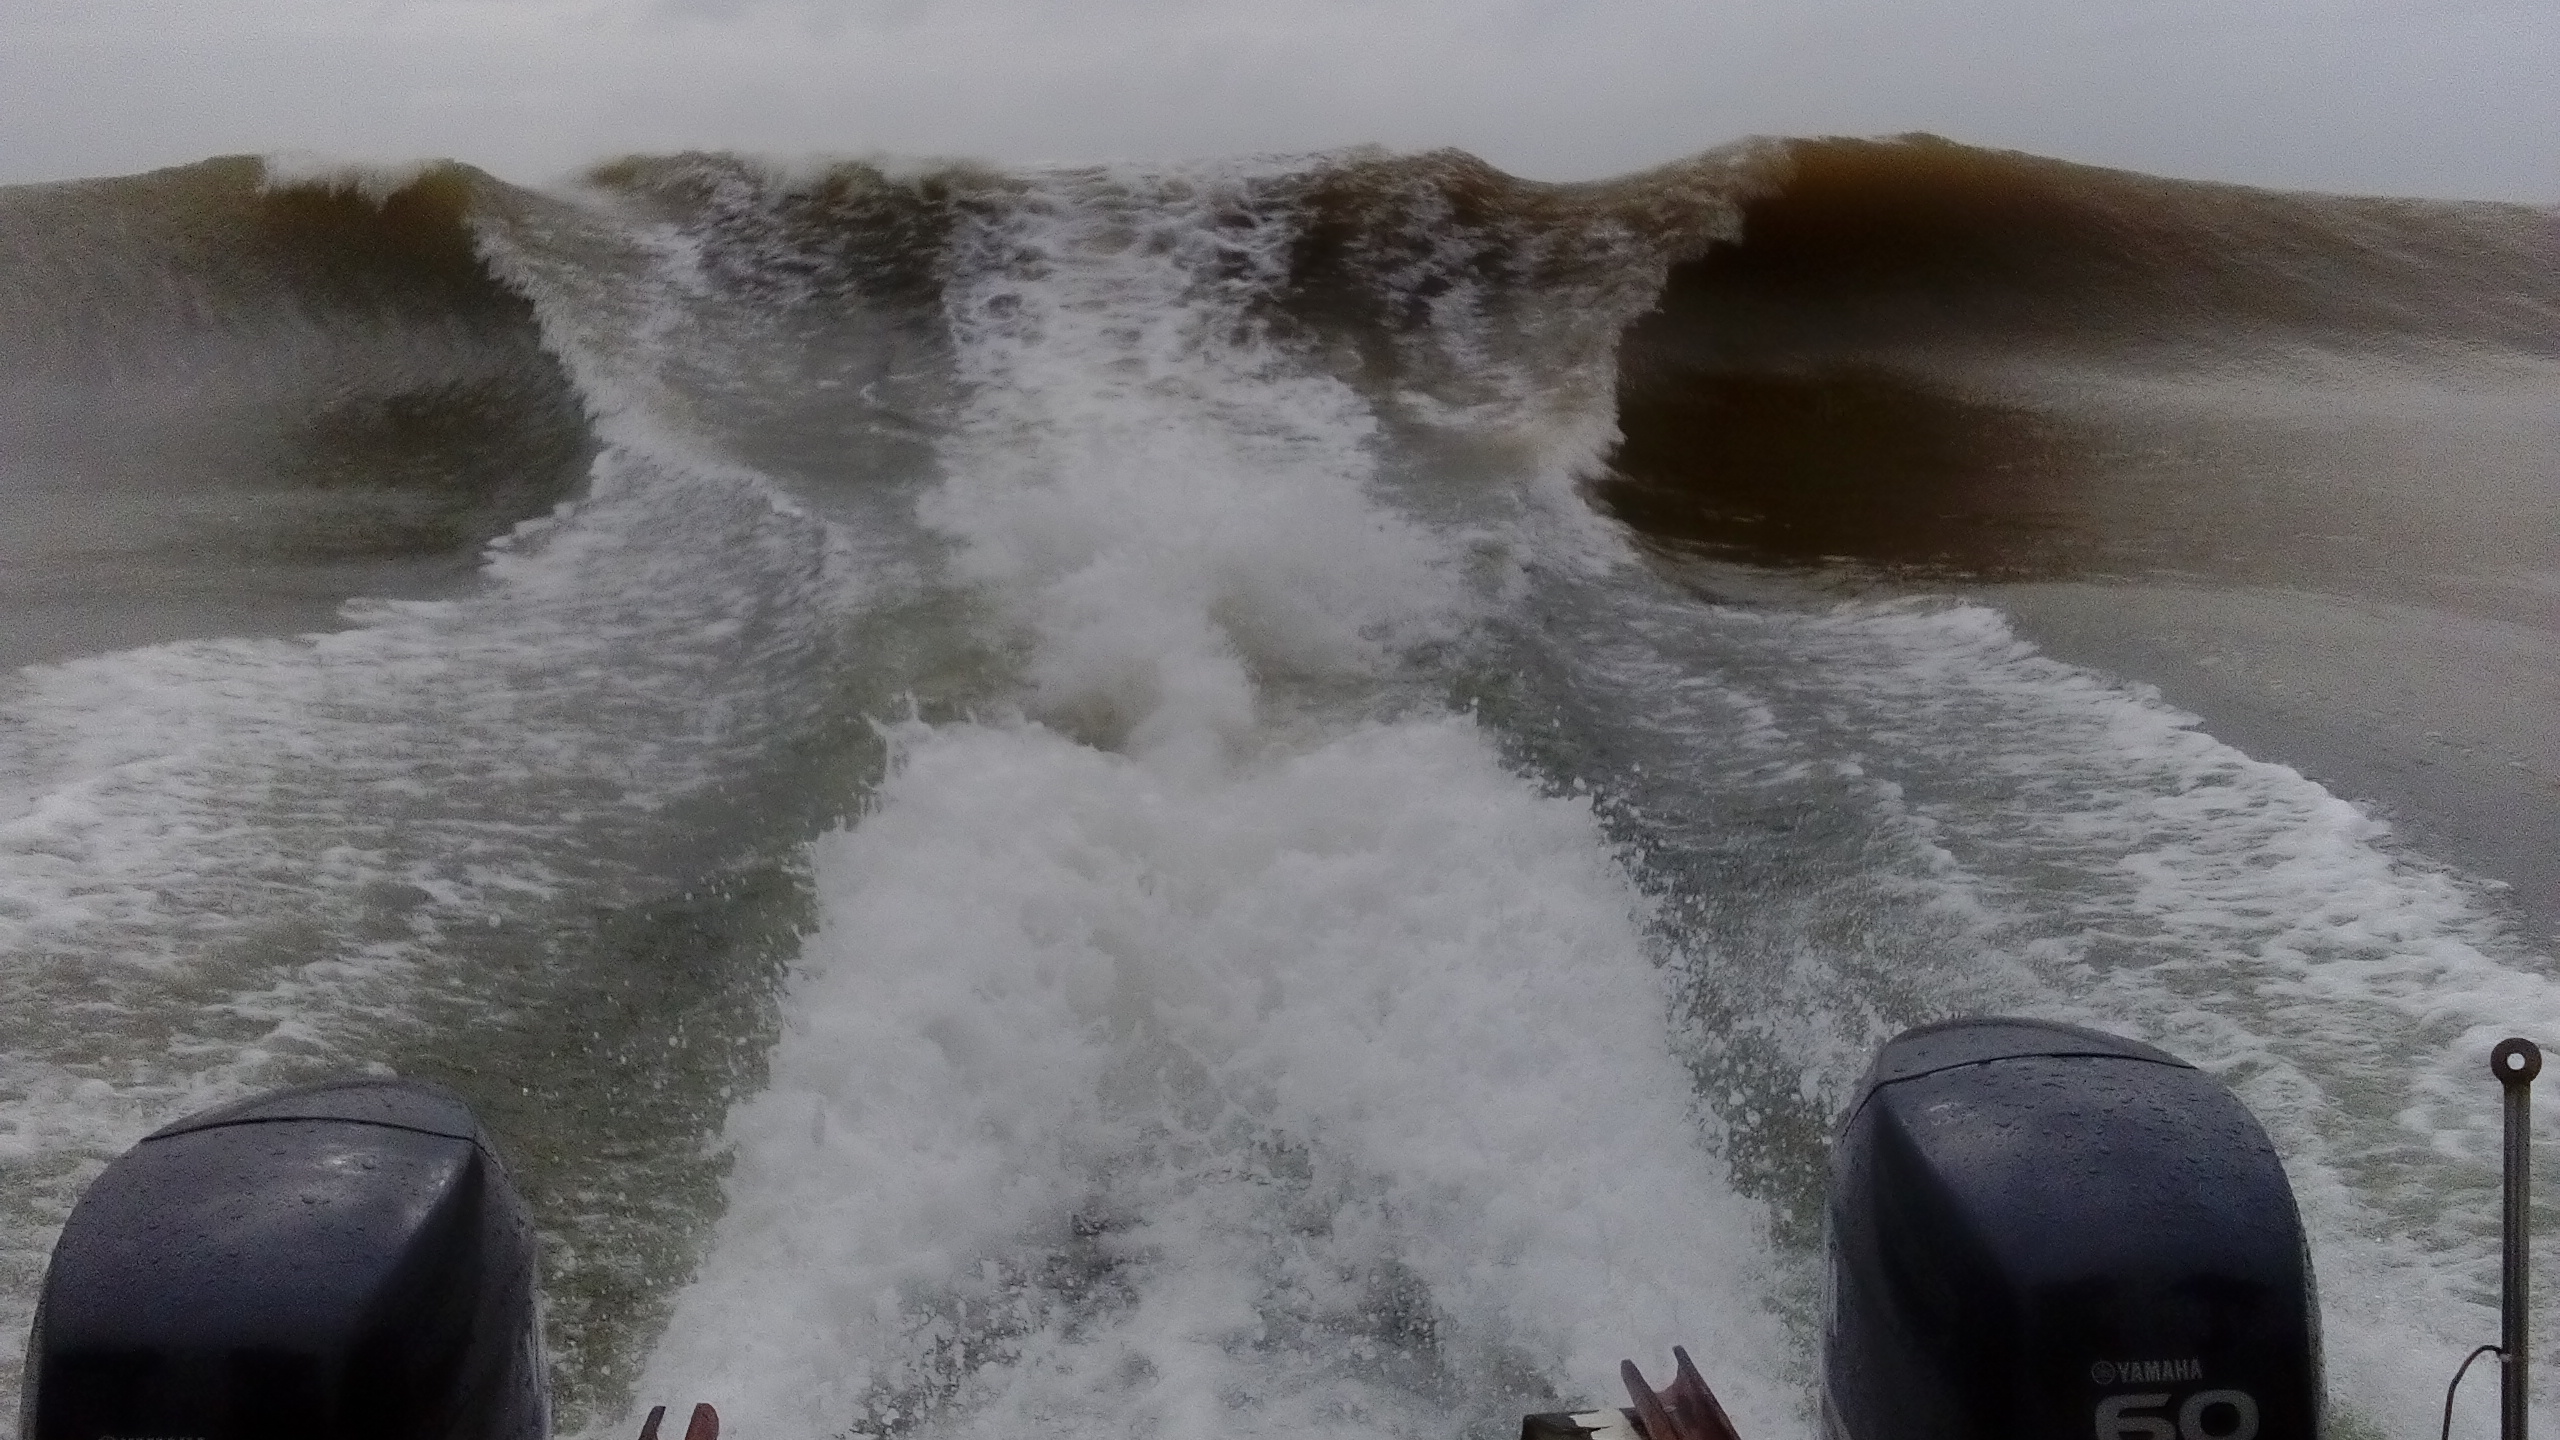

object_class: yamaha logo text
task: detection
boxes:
[2090,1358,2205,1386]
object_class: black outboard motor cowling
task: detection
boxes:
[20,1077,548,1440]
[1825,1019,2321,1440]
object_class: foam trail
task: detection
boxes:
[628,165,1795,1440]
[0,436,856,1357]
[647,718,1787,1438]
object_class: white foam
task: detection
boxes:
[921,164,1476,763]
[258,151,450,204]
[639,716,1789,1439]
[628,165,1796,1439]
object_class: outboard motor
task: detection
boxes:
[1825,1018,2318,1440]
[18,1077,548,1440]
[1524,1017,2334,1440]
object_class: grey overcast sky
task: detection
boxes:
[3,0,2554,199]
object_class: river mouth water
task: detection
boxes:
[1,137,2554,1440]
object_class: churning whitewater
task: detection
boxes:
[2,140,2556,1440]
[615,166,1791,1440]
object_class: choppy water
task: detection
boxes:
[2,137,2555,1439]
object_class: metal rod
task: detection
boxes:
[2495,1037,2540,1440]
